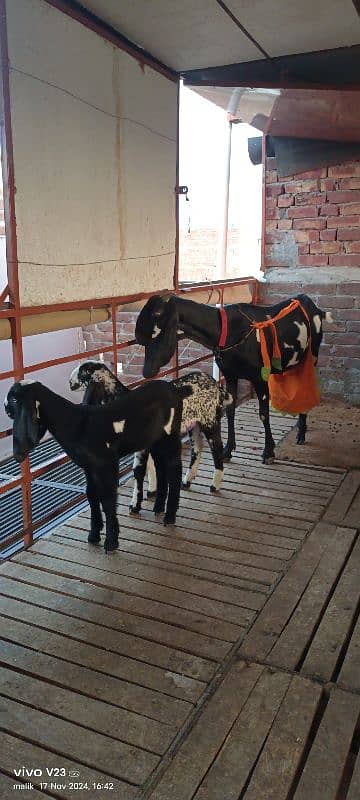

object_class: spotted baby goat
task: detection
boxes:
[69,361,232,514]
[5,379,191,552]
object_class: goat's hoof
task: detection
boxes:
[210,485,219,494]
[296,435,306,445]
[182,481,191,490]
[154,510,165,518]
[164,515,176,526]
[263,455,275,465]
[88,531,101,544]
[104,538,119,553]
[129,505,141,516]
[147,490,157,499]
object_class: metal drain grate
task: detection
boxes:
[0,438,134,556]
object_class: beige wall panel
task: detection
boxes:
[6,0,177,306]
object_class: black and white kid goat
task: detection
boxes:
[69,361,232,514]
[135,293,333,464]
[5,379,191,552]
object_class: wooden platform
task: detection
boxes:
[0,402,358,799]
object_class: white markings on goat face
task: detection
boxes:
[255,329,260,342]
[313,314,321,334]
[35,400,40,419]
[113,419,125,433]
[106,442,110,448]
[287,351,299,366]
[295,321,308,350]
[152,325,162,339]
[92,367,117,393]
[164,407,175,435]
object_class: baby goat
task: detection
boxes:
[69,361,231,514]
[5,380,190,552]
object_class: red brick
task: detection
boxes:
[331,333,359,345]
[348,321,360,332]
[266,196,278,209]
[327,215,360,228]
[298,244,310,255]
[338,308,360,320]
[295,192,323,207]
[336,282,360,295]
[340,203,360,216]
[302,283,334,295]
[345,242,360,253]
[284,179,319,193]
[329,255,360,267]
[266,184,284,197]
[332,345,359,357]
[265,233,284,244]
[266,220,278,231]
[293,219,326,230]
[320,229,337,241]
[320,204,339,216]
[328,163,360,178]
[278,195,294,208]
[337,228,360,241]
[266,157,277,169]
[288,206,318,219]
[298,255,328,266]
[266,169,278,183]
[340,177,360,190]
[310,242,340,255]
[277,219,292,230]
[266,208,281,220]
[344,357,360,368]
[294,230,320,243]
[320,178,337,192]
[322,296,355,308]
[293,167,327,180]
[327,190,360,204]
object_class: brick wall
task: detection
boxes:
[261,157,360,403]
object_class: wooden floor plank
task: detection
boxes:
[28,540,270,619]
[301,535,360,683]
[244,675,322,800]
[11,552,244,642]
[343,487,360,529]
[293,689,360,800]
[148,662,264,800]
[0,590,215,684]
[0,665,172,754]
[0,640,182,734]
[322,471,360,526]
[0,615,203,705]
[0,772,47,799]
[1,562,230,662]
[194,668,291,800]
[0,732,137,800]
[0,626,192,727]
[266,527,357,672]
[338,613,360,693]
[52,527,281,592]
[238,522,337,662]
[0,695,159,785]
[347,752,360,800]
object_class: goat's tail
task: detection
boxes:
[319,309,334,324]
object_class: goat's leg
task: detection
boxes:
[182,425,203,489]
[296,413,307,445]
[129,450,148,515]
[146,453,157,499]
[151,448,168,516]
[96,465,119,553]
[85,469,103,544]
[254,380,275,464]
[223,377,238,461]
[204,422,224,493]
[164,438,182,526]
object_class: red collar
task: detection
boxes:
[218,306,228,348]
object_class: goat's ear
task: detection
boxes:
[161,296,178,328]
[13,395,40,462]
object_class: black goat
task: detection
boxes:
[5,380,190,552]
[69,361,232,513]
[69,361,157,500]
[135,293,333,464]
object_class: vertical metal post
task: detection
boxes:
[0,0,32,546]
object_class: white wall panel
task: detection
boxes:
[5,0,177,305]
